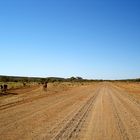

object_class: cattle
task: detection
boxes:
[3,84,8,93]
[0,85,3,93]
[23,82,26,87]
[43,82,48,91]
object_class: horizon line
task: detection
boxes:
[0,74,140,81]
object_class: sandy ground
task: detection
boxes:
[0,82,139,140]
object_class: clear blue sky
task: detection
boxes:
[0,0,140,79]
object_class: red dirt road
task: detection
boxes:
[0,82,140,140]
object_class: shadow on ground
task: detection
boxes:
[0,92,18,96]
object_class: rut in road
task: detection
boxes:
[0,83,140,140]
[46,88,100,140]
[0,84,99,140]
[79,84,140,140]
[0,87,41,110]
[109,91,130,140]
[109,87,140,140]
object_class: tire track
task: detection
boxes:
[0,88,41,110]
[110,87,140,123]
[110,87,140,140]
[0,91,88,131]
[109,91,130,140]
[0,86,73,111]
[48,88,100,140]
[112,85,140,106]
[0,86,99,140]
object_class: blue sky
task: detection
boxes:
[0,0,140,79]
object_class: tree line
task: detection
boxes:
[0,76,86,83]
[0,75,139,83]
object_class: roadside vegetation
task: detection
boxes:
[0,75,139,91]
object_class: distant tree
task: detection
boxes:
[0,76,10,82]
[40,78,47,84]
[76,77,83,80]
[68,77,79,82]
[22,77,29,83]
[70,77,76,81]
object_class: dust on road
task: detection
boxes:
[0,82,140,140]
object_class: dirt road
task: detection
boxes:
[0,83,140,140]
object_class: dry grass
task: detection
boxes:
[114,82,140,101]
